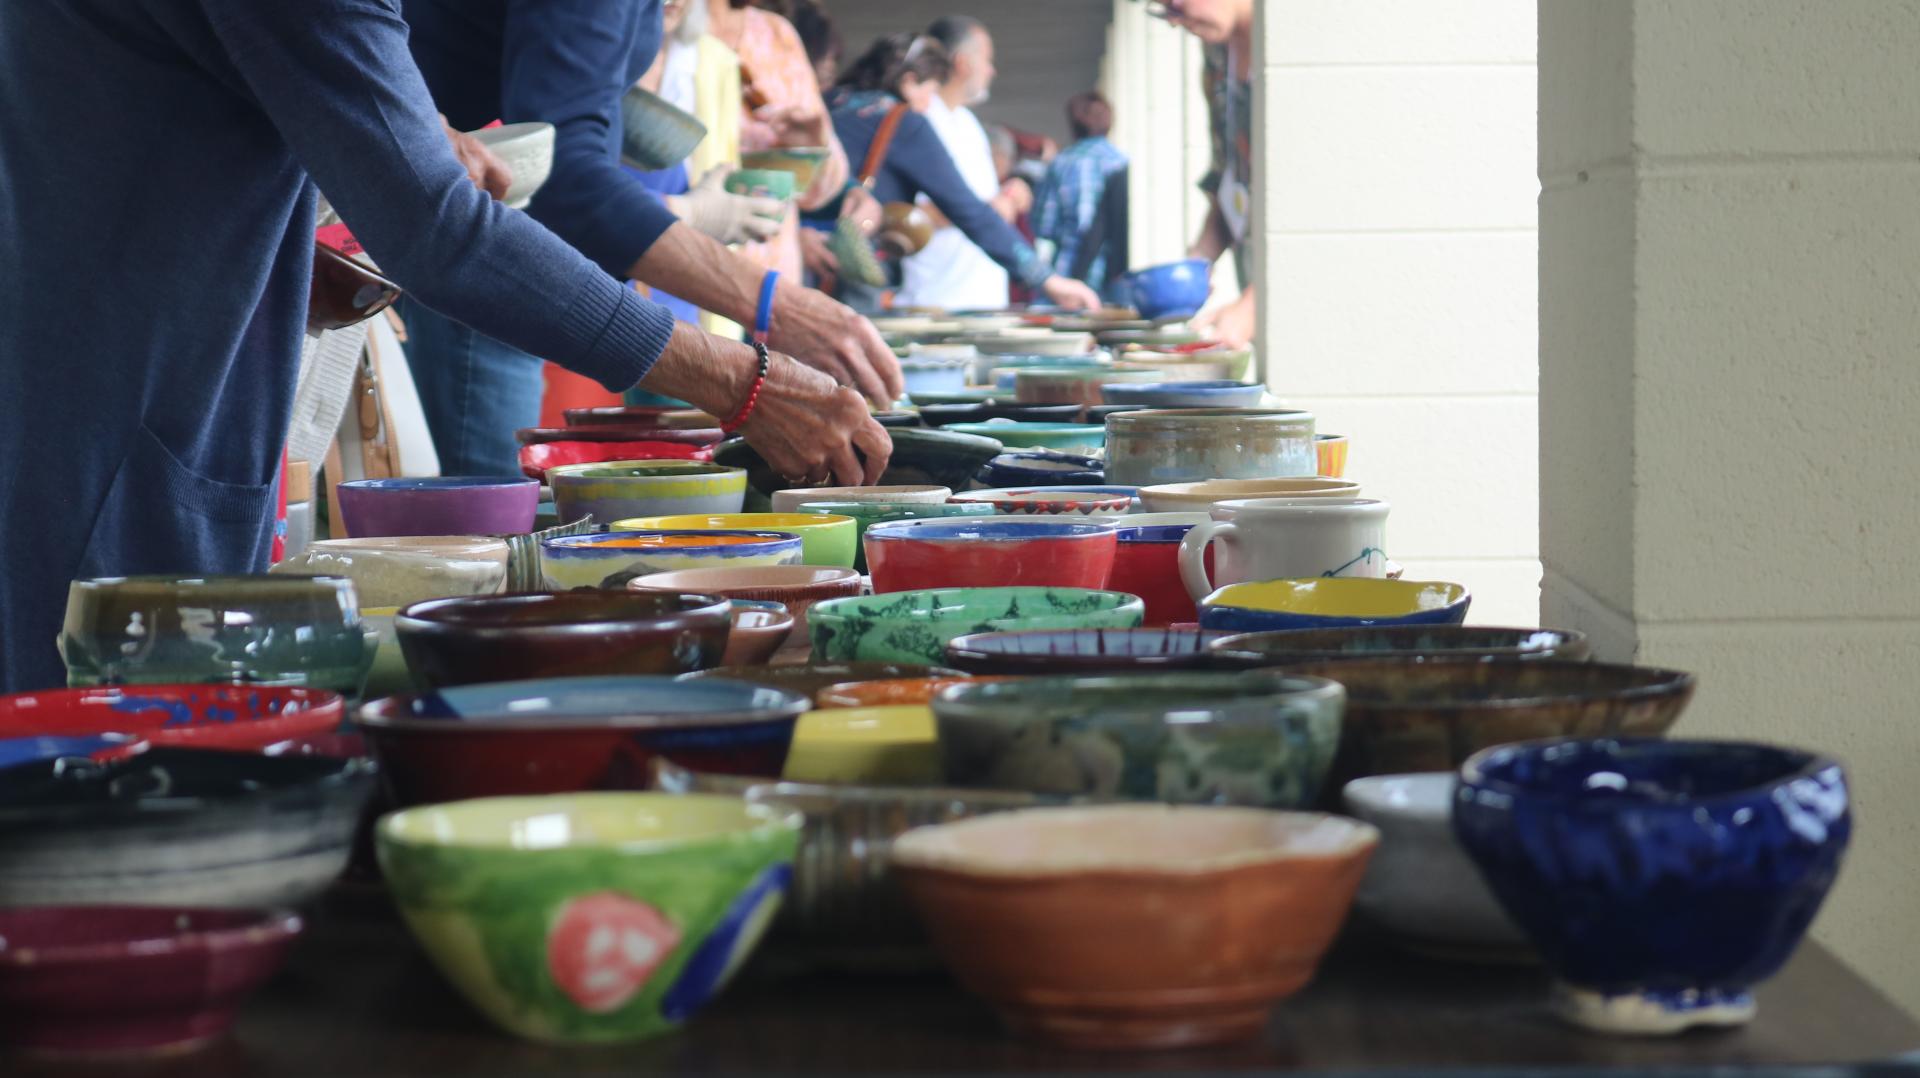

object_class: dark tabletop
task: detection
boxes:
[17,903,1920,1078]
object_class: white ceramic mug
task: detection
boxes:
[1178,498,1391,601]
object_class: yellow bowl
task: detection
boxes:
[613,513,857,568]
[782,705,939,785]
[1199,578,1471,633]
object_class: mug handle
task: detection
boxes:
[1179,520,1238,602]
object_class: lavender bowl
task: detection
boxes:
[336,477,539,538]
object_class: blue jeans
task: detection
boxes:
[399,298,544,477]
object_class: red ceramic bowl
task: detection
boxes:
[863,519,1118,593]
[0,906,301,1057]
[518,440,715,481]
[1108,520,1211,627]
[0,686,344,752]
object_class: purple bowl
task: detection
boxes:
[336,477,539,538]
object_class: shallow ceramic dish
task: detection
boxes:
[356,676,810,805]
[722,600,795,666]
[615,513,857,569]
[782,705,939,785]
[1209,626,1592,667]
[769,485,950,514]
[1316,434,1350,479]
[379,793,799,1043]
[1139,476,1361,513]
[620,83,707,170]
[548,462,746,526]
[1121,257,1211,320]
[541,530,802,591]
[1099,380,1264,409]
[0,906,303,1057]
[916,403,1082,428]
[1455,738,1847,1035]
[941,422,1106,454]
[0,748,375,908]
[396,592,731,688]
[0,685,344,753]
[789,501,994,572]
[270,536,510,608]
[863,520,1119,593]
[892,804,1377,1048]
[627,565,862,644]
[810,588,1145,664]
[1199,579,1470,634]
[979,451,1104,488]
[951,484,1140,510]
[60,575,368,693]
[1340,773,1527,959]
[970,332,1094,358]
[941,628,1229,676]
[1284,657,1695,786]
[336,477,540,538]
[472,121,555,209]
[1106,409,1317,486]
[1015,367,1164,406]
[741,146,830,189]
[714,430,1004,510]
[931,672,1344,807]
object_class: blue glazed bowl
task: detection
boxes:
[1122,258,1212,321]
[1454,737,1850,1035]
[1198,579,1471,633]
[1100,381,1265,409]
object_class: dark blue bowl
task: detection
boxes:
[1454,737,1849,1034]
[1122,258,1212,321]
[982,451,1105,488]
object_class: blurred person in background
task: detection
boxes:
[896,16,1008,311]
[1032,90,1128,300]
[790,0,843,91]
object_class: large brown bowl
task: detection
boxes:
[395,591,730,688]
[1279,657,1695,788]
[891,805,1378,1049]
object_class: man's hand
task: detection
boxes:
[1041,275,1101,311]
[1195,289,1256,348]
[442,116,513,201]
[840,185,882,237]
[755,103,832,149]
[744,354,893,486]
[768,282,905,407]
[799,227,840,286]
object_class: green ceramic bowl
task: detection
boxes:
[793,501,996,571]
[942,422,1107,453]
[723,168,796,201]
[714,429,1005,511]
[741,147,830,190]
[929,672,1346,807]
[378,793,800,1044]
[808,588,1145,664]
[613,513,857,569]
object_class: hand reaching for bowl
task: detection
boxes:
[668,167,785,245]
[441,115,513,201]
[766,280,905,408]
[1041,275,1102,312]
[744,354,893,487]
[755,103,831,150]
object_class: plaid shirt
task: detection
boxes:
[1031,135,1128,284]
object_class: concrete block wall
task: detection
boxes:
[1540,0,1920,1014]
[1255,1,1542,625]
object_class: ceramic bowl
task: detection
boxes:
[1099,380,1264,409]
[769,485,950,514]
[518,436,722,482]
[0,685,344,753]
[1340,773,1527,959]
[721,600,795,666]
[971,332,1095,358]
[1316,434,1349,478]
[952,484,1140,510]
[336,477,540,538]
[1121,257,1212,320]
[1015,367,1164,406]
[1455,738,1849,1035]
[966,490,1133,516]
[0,734,147,771]
[813,676,995,709]
[60,575,368,693]
[549,462,747,526]
[941,421,1107,454]
[0,906,303,1057]
[932,672,1345,806]
[396,592,731,688]
[378,793,799,1043]
[741,146,830,189]
[1105,409,1318,486]
[1199,578,1472,633]
[1285,657,1695,786]
[678,662,965,701]
[1139,476,1361,513]
[1126,347,1254,383]
[0,748,375,907]
[810,588,1144,665]
[472,121,555,209]
[906,387,1009,406]
[714,430,1004,510]
[307,243,401,334]
[1083,403,1148,425]
[892,804,1377,1048]
[1209,626,1592,667]
[270,536,510,608]
[916,403,1082,428]
[559,407,719,430]
[1103,517,1210,626]
[541,530,802,591]
[356,676,810,805]
[789,501,995,572]
[1096,325,1202,349]
[869,410,925,429]
[626,565,862,645]
[356,605,416,700]
[985,354,1109,389]
[941,628,1230,676]
[864,519,1119,593]
[723,167,796,200]
[782,705,939,785]
[898,358,969,397]
[619,83,707,170]
[979,451,1105,488]
[519,423,722,447]
[615,513,856,569]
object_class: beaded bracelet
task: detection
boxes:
[720,340,770,433]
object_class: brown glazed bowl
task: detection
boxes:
[1280,657,1695,789]
[892,805,1378,1049]
[308,244,400,334]
[395,591,731,688]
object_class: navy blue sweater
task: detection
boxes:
[824,90,1050,289]
[403,0,680,277]
[0,0,677,691]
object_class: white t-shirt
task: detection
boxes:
[898,97,1010,310]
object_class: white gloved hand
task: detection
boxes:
[672,167,786,245]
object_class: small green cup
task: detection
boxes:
[724,169,796,201]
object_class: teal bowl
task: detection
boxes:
[793,501,996,572]
[1198,579,1472,634]
[942,422,1107,453]
[808,588,1145,664]
[929,671,1346,806]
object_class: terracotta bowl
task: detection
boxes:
[0,906,303,1057]
[0,685,343,753]
[396,591,732,689]
[355,676,810,806]
[722,600,795,666]
[891,805,1378,1049]
[677,662,967,704]
[941,628,1230,676]
[1209,626,1592,667]
[1280,657,1696,789]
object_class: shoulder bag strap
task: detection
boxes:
[858,104,910,189]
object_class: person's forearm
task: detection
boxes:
[1189,200,1230,262]
[626,223,765,326]
[637,322,756,417]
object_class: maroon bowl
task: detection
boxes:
[561,406,721,429]
[395,591,732,689]
[0,906,301,1058]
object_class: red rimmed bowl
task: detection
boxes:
[0,686,343,753]
[0,906,302,1058]
[395,592,732,689]
[863,519,1118,593]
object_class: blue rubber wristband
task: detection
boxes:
[753,270,779,344]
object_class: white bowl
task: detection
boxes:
[472,122,556,210]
